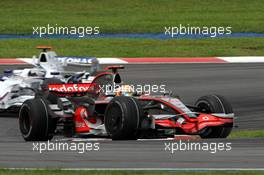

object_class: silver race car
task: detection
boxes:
[0,46,99,112]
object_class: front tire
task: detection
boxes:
[195,94,233,138]
[19,98,56,141]
[104,96,143,140]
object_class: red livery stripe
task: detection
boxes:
[0,59,27,64]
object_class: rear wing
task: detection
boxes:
[56,57,99,73]
[32,46,100,72]
[104,65,124,73]
[56,56,99,65]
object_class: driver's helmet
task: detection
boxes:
[115,85,134,96]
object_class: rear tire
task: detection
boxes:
[195,94,233,138]
[104,96,143,140]
[19,98,56,141]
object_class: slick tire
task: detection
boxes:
[105,96,144,140]
[19,98,56,141]
[195,94,233,138]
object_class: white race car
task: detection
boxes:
[0,46,99,112]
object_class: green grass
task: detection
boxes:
[0,0,263,58]
[229,129,264,138]
[0,38,264,58]
[0,170,264,175]
[0,0,263,34]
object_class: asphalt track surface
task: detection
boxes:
[0,64,264,169]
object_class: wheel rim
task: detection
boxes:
[20,107,32,136]
[106,103,123,134]
[200,127,213,137]
[197,101,213,137]
[197,101,212,114]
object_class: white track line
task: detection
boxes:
[219,56,264,63]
